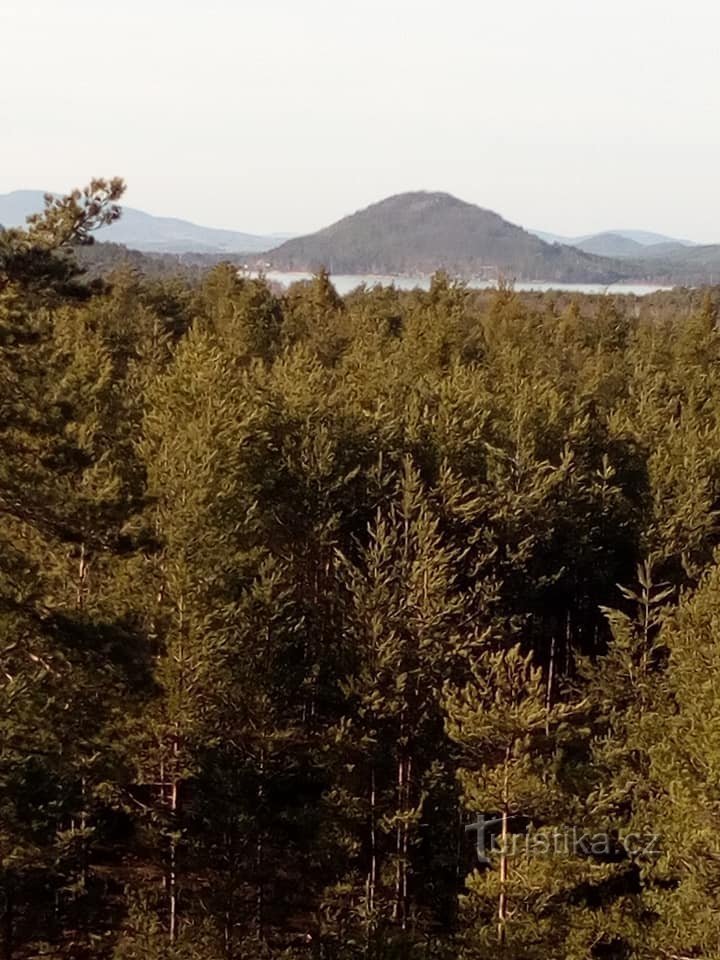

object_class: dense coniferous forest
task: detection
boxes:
[4,183,720,960]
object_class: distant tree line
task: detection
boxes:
[2,184,720,959]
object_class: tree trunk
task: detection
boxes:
[497,748,510,947]
[76,542,87,610]
[393,750,410,930]
[368,764,377,915]
[256,748,265,941]
[401,755,411,931]
[393,753,403,925]
[79,775,88,892]
[545,634,556,736]
[169,740,179,945]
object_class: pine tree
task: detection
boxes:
[332,458,479,949]
[637,559,720,959]
[445,644,600,960]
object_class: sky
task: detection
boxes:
[2,0,720,241]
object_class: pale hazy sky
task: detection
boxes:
[2,0,720,240]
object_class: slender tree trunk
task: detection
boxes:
[401,755,411,931]
[394,753,404,925]
[169,736,179,945]
[545,634,556,736]
[368,764,377,915]
[256,748,265,941]
[79,775,88,892]
[223,910,230,959]
[168,588,186,946]
[393,749,411,930]
[497,748,510,947]
[76,542,87,610]
[255,832,264,940]
[365,762,378,956]
[394,506,410,929]
[564,609,571,675]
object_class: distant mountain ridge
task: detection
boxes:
[4,187,720,285]
[532,227,696,259]
[264,192,630,283]
[0,190,290,255]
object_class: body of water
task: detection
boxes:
[253,270,672,297]
[251,271,673,297]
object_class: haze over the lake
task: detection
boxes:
[2,0,719,242]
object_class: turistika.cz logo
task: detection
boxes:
[465,813,660,866]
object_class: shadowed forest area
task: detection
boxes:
[3,184,720,960]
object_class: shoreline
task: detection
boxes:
[247,269,674,296]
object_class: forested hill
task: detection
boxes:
[265,191,632,282]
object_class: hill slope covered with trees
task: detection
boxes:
[265,192,632,282]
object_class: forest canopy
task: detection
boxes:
[2,184,720,960]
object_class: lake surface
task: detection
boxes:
[253,271,673,297]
